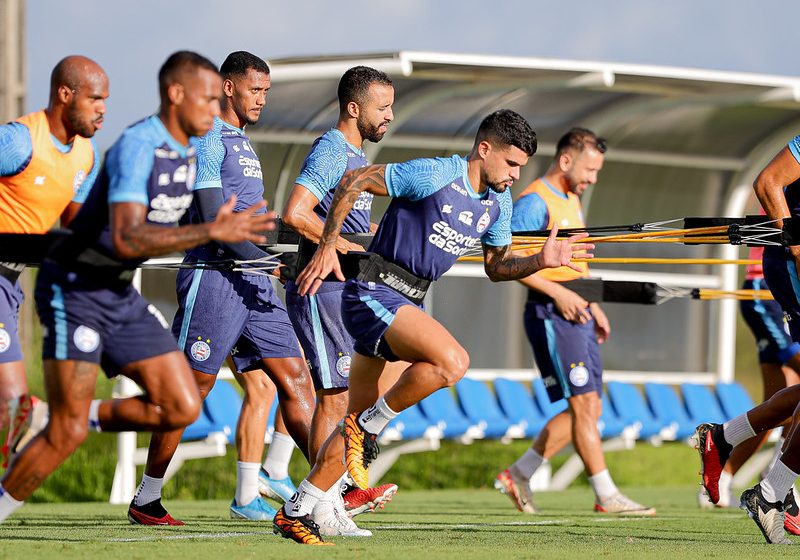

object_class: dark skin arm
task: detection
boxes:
[111,195,273,261]
[60,202,82,228]
[296,165,388,294]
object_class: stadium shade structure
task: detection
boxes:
[116,51,800,503]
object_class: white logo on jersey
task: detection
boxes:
[238,155,263,180]
[458,211,473,226]
[427,220,480,256]
[73,325,100,353]
[72,170,86,194]
[442,204,453,214]
[232,144,240,152]
[476,211,491,234]
[148,193,193,223]
[158,173,171,186]
[450,182,468,197]
[173,165,188,184]
[352,191,373,211]
[0,328,10,353]
[34,176,45,186]
[242,142,252,152]
[561,218,570,226]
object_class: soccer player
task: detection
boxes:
[0,56,107,464]
[128,51,315,525]
[495,128,654,516]
[282,66,399,531]
[697,133,800,544]
[272,109,592,545]
[0,50,273,523]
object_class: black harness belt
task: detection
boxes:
[527,278,658,305]
[354,253,431,306]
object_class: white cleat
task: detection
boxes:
[594,492,656,516]
[312,496,372,537]
[495,467,537,514]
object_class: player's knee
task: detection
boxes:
[161,393,202,429]
[316,390,348,416]
[49,417,89,452]
[439,347,470,387]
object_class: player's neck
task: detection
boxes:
[220,103,246,131]
[542,167,570,195]
[158,109,190,147]
[466,156,489,195]
[44,108,73,145]
[337,120,363,150]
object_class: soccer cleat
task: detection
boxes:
[258,468,297,504]
[229,496,277,520]
[128,498,185,526]
[594,492,657,516]
[312,497,372,536]
[2,395,38,468]
[740,485,792,544]
[695,423,732,504]
[272,507,332,545]
[495,468,537,514]
[343,483,398,517]
[784,488,800,536]
[340,413,379,490]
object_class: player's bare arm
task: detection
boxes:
[282,186,364,253]
[111,195,273,259]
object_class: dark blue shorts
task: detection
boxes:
[172,264,301,375]
[523,301,603,403]
[286,280,354,391]
[341,280,418,362]
[0,275,24,364]
[34,264,179,377]
[740,278,800,364]
[763,249,800,344]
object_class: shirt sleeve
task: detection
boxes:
[789,135,800,165]
[511,193,549,233]
[193,131,224,190]
[482,189,513,247]
[295,135,349,201]
[385,156,462,201]
[0,122,33,177]
[71,139,100,203]
[107,134,154,205]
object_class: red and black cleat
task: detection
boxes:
[128,499,185,526]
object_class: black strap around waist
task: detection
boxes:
[527,278,659,305]
[0,262,24,284]
[355,253,431,305]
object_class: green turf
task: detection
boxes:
[0,486,793,559]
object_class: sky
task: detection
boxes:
[26,0,800,146]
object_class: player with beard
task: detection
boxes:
[273,109,592,545]
[128,51,316,525]
[0,56,108,465]
[281,66,399,536]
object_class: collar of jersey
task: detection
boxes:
[218,116,245,135]
[49,133,74,154]
[458,156,483,199]
[148,114,192,157]
[541,178,569,200]
[329,128,365,157]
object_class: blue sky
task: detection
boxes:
[27,0,800,145]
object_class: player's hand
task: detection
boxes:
[208,195,275,243]
[553,287,592,324]
[335,238,366,254]
[296,244,344,296]
[589,302,610,343]
[538,226,594,272]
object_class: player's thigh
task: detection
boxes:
[383,305,467,370]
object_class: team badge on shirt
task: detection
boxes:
[476,210,491,234]
[72,169,86,194]
[0,327,9,353]
[73,325,100,353]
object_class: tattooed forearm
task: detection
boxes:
[483,244,543,282]
[319,165,386,249]
[117,222,213,259]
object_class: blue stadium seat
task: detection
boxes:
[716,382,755,421]
[494,378,547,437]
[182,406,217,441]
[681,383,727,425]
[606,381,664,439]
[531,378,568,419]
[418,388,475,439]
[598,392,627,438]
[385,404,432,440]
[643,382,696,440]
[455,378,513,439]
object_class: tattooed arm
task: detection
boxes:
[111,195,273,260]
[296,165,388,295]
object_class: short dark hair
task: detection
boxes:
[220,51,270,80]
[158,51,219,100]
[337,66,393,112]
[555,127,607,158]
[475,109,537,156]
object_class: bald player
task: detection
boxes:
[0,51,272,523]
[0,56,108,464]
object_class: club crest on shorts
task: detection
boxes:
[0,327,10,353]
[73,325,100,353]
[336,353,351,377]
[191,339,211,362]
[568,362,589,387]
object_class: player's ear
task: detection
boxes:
[222,78,235,99]
[57,85,73,104]
[346,100,359,120]
[477,140,492,160]
[168,83,185,105]
[559,152,572,172]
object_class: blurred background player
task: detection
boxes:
[0,56,107,465]
[495,128,655,516]
[282,66,399,533]
[0,50,273,524]
[129,51,315,524]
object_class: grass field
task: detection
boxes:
[0,486,793,559]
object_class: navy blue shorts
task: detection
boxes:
[0,275,23,364]
[763,249,800,344]
[740,278,800,364]
[35,264,179,377]
[172,264,301,375]
[523,301,603,403]
[286,280,354,391]
[341,280,418,362]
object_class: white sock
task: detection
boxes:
[718,470,733,502]
[285,480,325,517]
[588,469,618,500]
[133,474,164,506]
[512,448,545,481]
[722,414,755,447]
[358,397,398,435]
[761,456,799,503]
[235,461,261,506]
[0,484,23,523]
[88,400,102,432]
[262,432,294,480]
